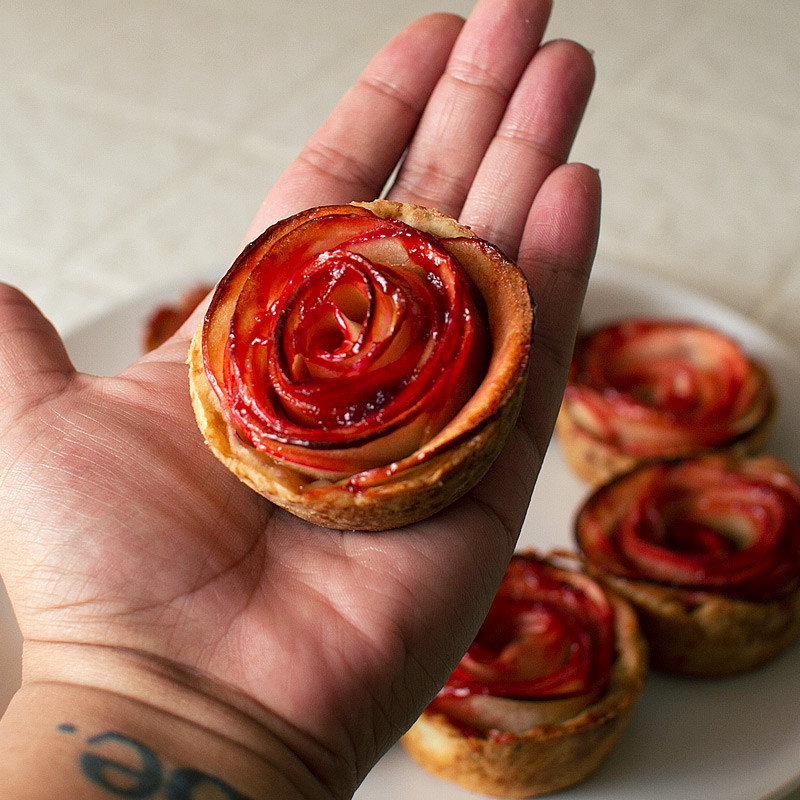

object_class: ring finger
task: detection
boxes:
[459,38,595,260]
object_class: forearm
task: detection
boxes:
[0,643,337,800]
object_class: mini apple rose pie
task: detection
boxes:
[556,318,775,485]
[576,454,800,677]
[188,200,533,530]
[401,552,647,798]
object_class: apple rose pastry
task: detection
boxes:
[556,318,775,485]
[402,552,647,798]
[188,200,533,530]
[576,454,800,677]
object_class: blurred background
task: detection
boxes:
[1,0,799,347]
[1,1,799,798]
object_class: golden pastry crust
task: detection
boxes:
[555,403,640,486]
[401,558,648,798]
[575,454,800,677]
[585,571,800,678]
[556,319,776,486]
[188,200,533,530]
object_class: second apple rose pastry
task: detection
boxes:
[556,318,775,485]
[401,552,647,798]
[188,200,533,530]
[576,454,800,677]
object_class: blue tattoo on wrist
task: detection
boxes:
[58,724,252,799]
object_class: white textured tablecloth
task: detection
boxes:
[1,1,799,797]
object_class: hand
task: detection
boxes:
[0,0,599,797]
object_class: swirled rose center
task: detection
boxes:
[265,250,440,427]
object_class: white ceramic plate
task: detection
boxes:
[1,261,798,799]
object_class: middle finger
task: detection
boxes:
[386,0,552,218]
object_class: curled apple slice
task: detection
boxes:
[402,552,647,798]
[556,318,775,485]
[576,454,800,676]
[188,200,533,530]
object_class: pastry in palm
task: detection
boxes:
[188,200,533,530]
[556,318,775,485]
[401,552,647,798]
[576,453,800,677]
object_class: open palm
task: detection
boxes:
[0,1,599,796]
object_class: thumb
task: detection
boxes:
[0,283,75,426]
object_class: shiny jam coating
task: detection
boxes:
[202,204,490,480]
[577,454,800,602]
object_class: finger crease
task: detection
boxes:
[495,125,563,167]
[444,58,513,104]
[356,74,425,117]
[296,140,379,196]
[391,162,472,211]
[465,494,517,551]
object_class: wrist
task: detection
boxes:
[0,641,341,800]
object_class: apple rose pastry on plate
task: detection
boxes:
[556,318,775,485]
[401,552,647,798]
[188,200,533,530]
[576,453,800,677]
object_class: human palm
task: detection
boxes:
[0,1,599,796]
